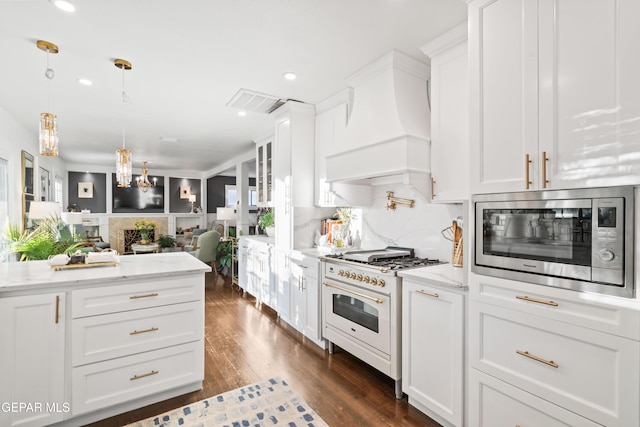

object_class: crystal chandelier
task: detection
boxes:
[136,161,157,192]
[37,40,59,156]
[114,58,132,187]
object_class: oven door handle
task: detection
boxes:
[323,282,384,304]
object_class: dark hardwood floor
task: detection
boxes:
[88,272,441,427]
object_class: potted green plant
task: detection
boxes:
[133,219,156,244]
[216,227,236,276]
[2,218,82,261]
[257,211,275,237]
[157,234,177,252]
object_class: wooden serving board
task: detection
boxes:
[51,262,119,271]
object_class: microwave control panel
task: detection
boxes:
[592,197,624,284]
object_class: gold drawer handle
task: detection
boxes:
[516,350,558,368]
[417,290,439,298]
[516,295,558,307]
[129,293,159,299]
[130,370,159,381]
[130,327,158,335]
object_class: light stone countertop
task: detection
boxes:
[0,252,211,294]
[398,263,467,290]
[239,235,275,245]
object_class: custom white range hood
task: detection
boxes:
[326,50,432,199]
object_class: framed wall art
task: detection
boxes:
[180,185,191,199]
[78,182,93,198]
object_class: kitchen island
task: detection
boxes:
[0,252,210,427]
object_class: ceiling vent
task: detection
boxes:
[226,89,286,114]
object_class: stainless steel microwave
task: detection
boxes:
[473,187,635,298]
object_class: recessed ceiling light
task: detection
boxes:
[76,78,92,86]
[283,72,297,81]
[50,0,76,13]
[238,111,247,117]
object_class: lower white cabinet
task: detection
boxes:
[72,341,203,415]
[402,280,464,427]
[0,293,66,427]
[237,239,248,291]
[469,369,600,427]
[71,275,205,418]
[289,252,323,347]
[469,273,640,427]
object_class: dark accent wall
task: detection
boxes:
[169,177,201,213]
[207,176,256,213]
[68,172,107,213]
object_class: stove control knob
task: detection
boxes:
[350,272,357,279]
[356,274,363,281]
[363,276,370,283]
[378,279,386,287]
[370,278,378,286]
[338,270,345,276]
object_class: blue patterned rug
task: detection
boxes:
[126,377,327,427]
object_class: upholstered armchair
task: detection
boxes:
[184,228,208,252]
[189,230,221,273]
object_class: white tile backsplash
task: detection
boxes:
[360,184,463,261]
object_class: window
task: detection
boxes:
[225,185,257,209]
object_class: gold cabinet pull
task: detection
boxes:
[542,151,549,188]
[55,295,60,324]
[431,177,436,199]
[417,290,439,298]
[129,293,159,299]
[130,327,158,335]
[516,350,558,368]
[130,370,159,381]
[525,154,532,189]
[516,295,558,307]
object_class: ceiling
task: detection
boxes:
[0,0,467,175]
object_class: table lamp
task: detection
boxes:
[189,194,196,213]
[216,207,235,239]
[29,201,61,225]
[61,211,83,237]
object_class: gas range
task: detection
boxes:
[323,246,445,275]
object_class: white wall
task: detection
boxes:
[0,105,67,227]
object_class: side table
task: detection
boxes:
[131,243,160,254]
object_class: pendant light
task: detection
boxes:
[114,58,132,187]
[37,40,59,157]
[136,160,157,192]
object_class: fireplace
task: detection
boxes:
[108,217,168,255]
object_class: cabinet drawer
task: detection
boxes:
[470,273,640,340]
[72,275,203,318]
[72,340,204,416]
[470,301,639,427]
[72,301,204,366]
[469,369,600,427]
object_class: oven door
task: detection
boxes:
[322,279,390,355]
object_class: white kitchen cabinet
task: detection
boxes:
[237,238,249,292]
[469,0,640,193]
[469,369,600,427]
[272,101,315,251]
[255,136,273,207]
[0,293,66,427]
[468,273,640,426]
[273,249,290,322]
[421,23,469,203]
[255,242,275,308]
[402,280,464,427]
[314,93,372,207]
[288,252,323,347]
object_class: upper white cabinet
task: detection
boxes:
[469,0,640,194]
[272,101,315,250]
[421,23,469,203]
[255,136,273,207]
[0,293,66,427]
